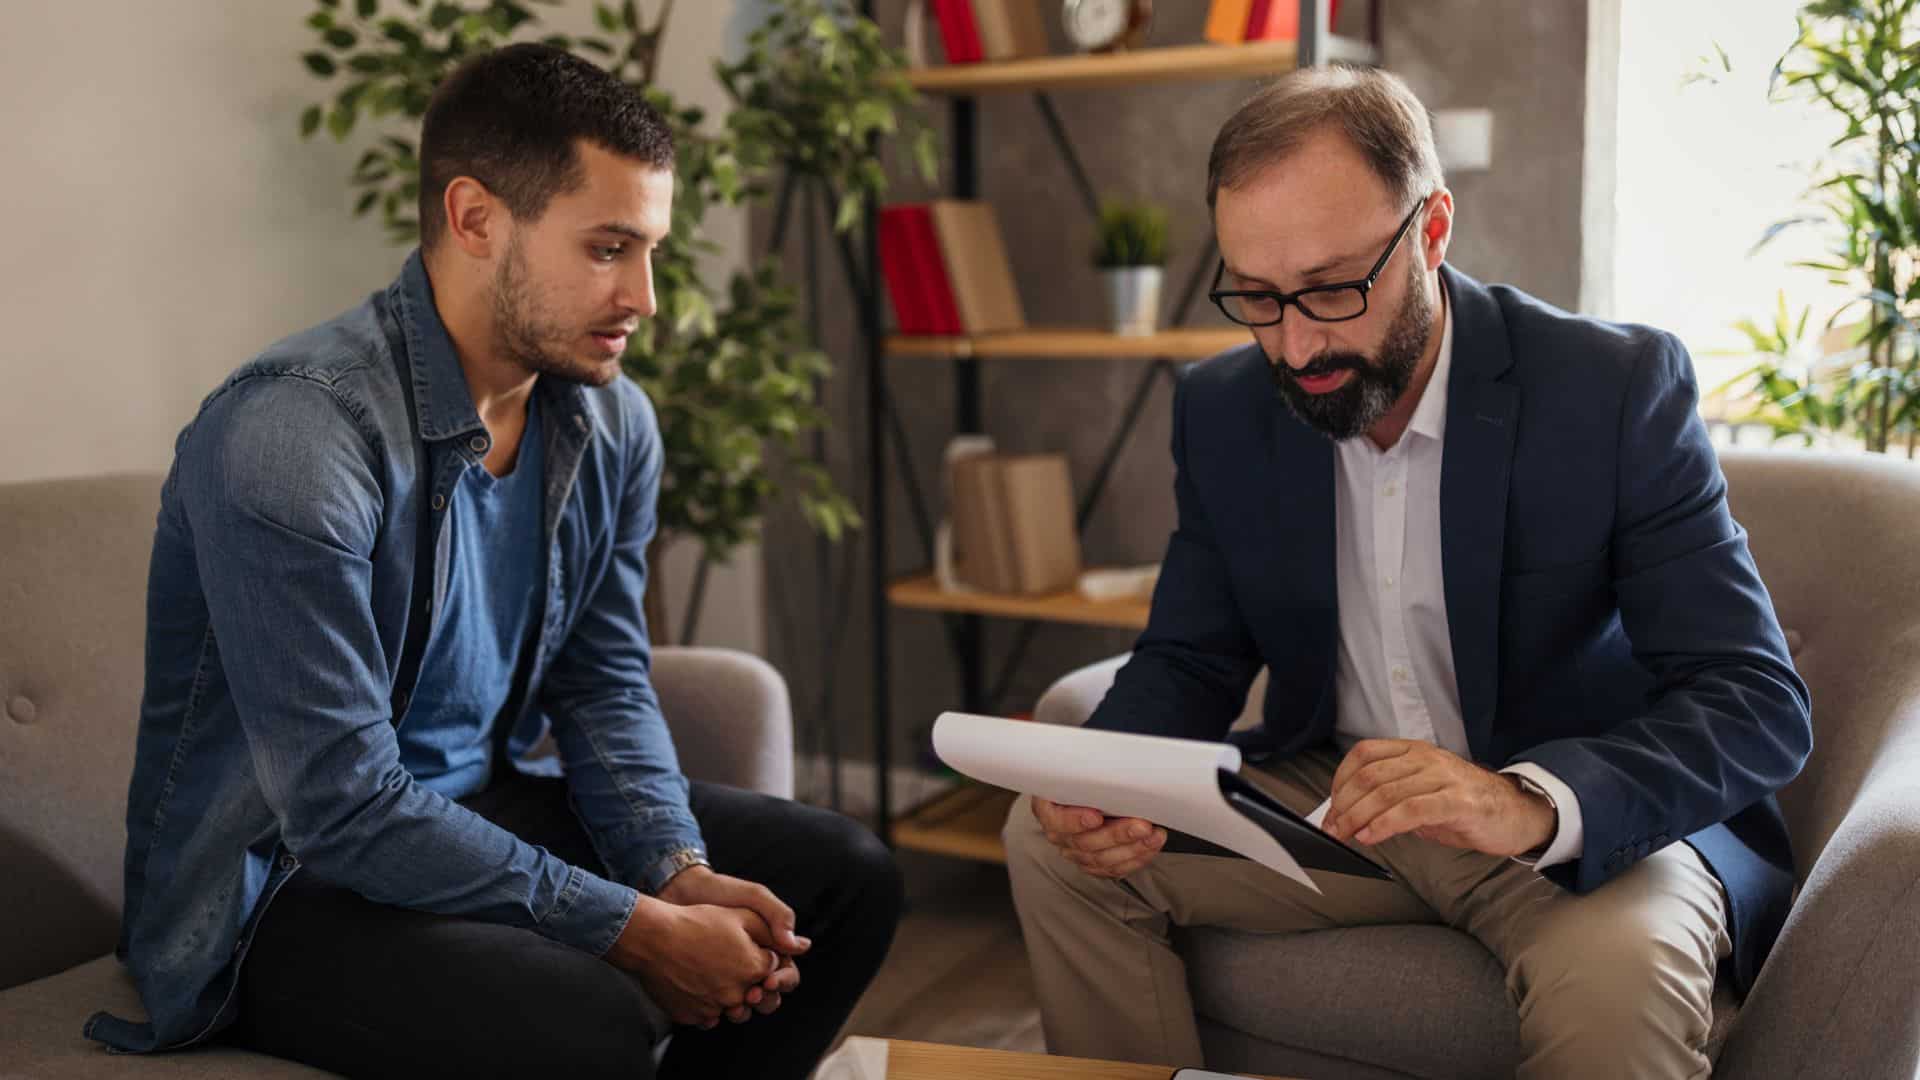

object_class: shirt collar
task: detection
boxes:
[1405,278,1454,445]
[393,249,485,443]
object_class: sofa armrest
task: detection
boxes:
[653,646,794,799]
[1716,678,1920,1080]
[1034,653,1269,733]
[1033,655,1130,727]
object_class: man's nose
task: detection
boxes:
[617,260,656,320]
[1263,310,1329,370]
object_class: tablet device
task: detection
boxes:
[1213,767,1395,881]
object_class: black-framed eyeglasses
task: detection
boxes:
[1208,199,1426,327]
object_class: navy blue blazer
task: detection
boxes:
[1087,265,1812,995]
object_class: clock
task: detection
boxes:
[1062,0,1153,53]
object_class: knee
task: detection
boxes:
[1509,929,1716,1036]
[823,812,905,931]
[1001,794,1054,879]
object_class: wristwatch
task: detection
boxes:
[646,847,712,894]
[1509,773,1558,862]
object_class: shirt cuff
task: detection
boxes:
[1499,762,1584,870]
[536,864,641,959]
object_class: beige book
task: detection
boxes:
[973,0,1052,61]
[929,200,1027,334]
[997,454,1083,594]
[951,453,1019,593]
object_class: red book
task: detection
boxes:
[879,206,929,334]
[906,205,965,335]
[932,0,985,64]
[1247,0,1343,40]
[1244,0,1272,38]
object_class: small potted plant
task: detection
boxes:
[1094,199,1170,336]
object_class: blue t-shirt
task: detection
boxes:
[398,398,545,799]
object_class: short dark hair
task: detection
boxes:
[418,43,675,250]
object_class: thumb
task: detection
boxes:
[724,881,806,955]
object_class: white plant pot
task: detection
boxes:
[1102,265,1164,337]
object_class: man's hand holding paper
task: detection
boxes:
[1030,797,1166,880]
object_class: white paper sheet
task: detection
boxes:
[932,712,1318,893]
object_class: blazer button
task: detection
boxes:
[431,493,446,511]
[278,854,297,872]
[469,435,490,453]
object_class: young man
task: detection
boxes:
[1004,67,1810,1079]
[87,44,901,1079]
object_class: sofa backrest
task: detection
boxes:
[0,473,160,990]
[1717,448,1920,883]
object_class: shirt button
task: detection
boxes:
[1392,666,1409,682]
[1383,575,1396,589]
[1383,483,1399,497]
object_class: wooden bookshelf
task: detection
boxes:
[887,326,1247,360]
[889,572,1152,631]
[892,782,1019,863]
[905,40,1302,95]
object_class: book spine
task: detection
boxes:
[878,206,926,335]
[1204,0,1252,45]
[932,0,985,64]
[911,205,966,336]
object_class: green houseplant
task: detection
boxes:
[297,0,934,637]
[1749,0,1920,457]
[1714,291,1867,449]
[1093,199,1170,337]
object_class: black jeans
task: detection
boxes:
[223,776,903,1079]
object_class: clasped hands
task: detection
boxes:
[607,865,809,1030]
[1034,739,1555,879]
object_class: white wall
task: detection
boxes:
[0,0,763,654]
[1605,0,1850,379]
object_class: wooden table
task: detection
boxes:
[883,1039,1295,1079]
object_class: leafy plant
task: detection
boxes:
[1757,0,1920,456]
[297,0,930,628]
[1713,291,1866,448]
[718,2,939,233]
[1092,199,1171,269]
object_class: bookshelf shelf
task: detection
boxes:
[889,572,1152,631]
[891,782,1019,863]
[904,38,1377,95]
[885,326,1247,360]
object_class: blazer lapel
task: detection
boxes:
[1437,266,1519,758]
[1262,384,1339,737]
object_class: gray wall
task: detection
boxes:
[759,1,1593,784]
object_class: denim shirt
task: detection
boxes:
[88,251,705,1053]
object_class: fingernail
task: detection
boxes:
[1085,814,1101,828]
[795,935,812,949]
[1131,823,1149,839]
[1148,831,1164,846]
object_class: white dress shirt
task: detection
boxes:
[1329,288,1584,869]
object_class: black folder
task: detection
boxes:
[1157,768,1394,881]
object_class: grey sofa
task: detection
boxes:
[0,473,797,1078]
[1031,448,1920,1080]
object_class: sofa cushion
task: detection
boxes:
[0,955,335,1078]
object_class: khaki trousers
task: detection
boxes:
[1003,745,1731,1078]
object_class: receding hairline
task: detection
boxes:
[1206,66,1444,213]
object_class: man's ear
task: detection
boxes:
[1420,189,1455,272]
[442,176,501,259]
